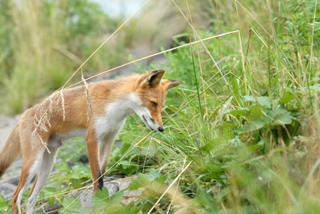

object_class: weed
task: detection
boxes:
[1,0,320,213]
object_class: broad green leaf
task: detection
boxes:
[72,165,91,174]
[243,96,256,102]
[128,173,151,190]
[310,84,320,92]
[69,174,80,180]
[92,187,109,204]
[60,197,81,213]
[110,191,123,204]
[195,191,216,212]
[280,94,295,104]
[235,119,265,134]
[0,203,9,212]
[272,107,293,124]
[143,144,156,157]
[123,201,143,214]
[70,178,81,189]
[257,140,265,146]
[257,97,271,108]
[148,171,161,181]
[228,136,243,147]
[154,174,167,184]
[205,164,222,172]
[0,194,8,212]
[48,196,55,207]
[43,187,57,193]
[79,173,92,179]
[103,203,125,214]
[93,202,109,212]
[120,160,130,169]
[0,194,5,203]
[248,106,263,117]
[56,163,71,173]
[92,187,110,211]
[243,96,271,108]
[277,111,292,124]
[272,98,280,108]
[46,181,61,190]
[226,108,250,116]
[81,207,91,213]
[215,121,237,129]
[49,173,62,180]
[200,138,224,152]
[275,107,289,116]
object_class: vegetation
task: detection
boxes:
[0,0,184,115]
[1,0,320,213]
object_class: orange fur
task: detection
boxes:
[0,70,183,213]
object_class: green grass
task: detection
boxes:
[100,0,320,213]
[1,0,320,213]
[0,0,193,115]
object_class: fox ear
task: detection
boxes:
[161,79,184,91]
[143,70,165,88]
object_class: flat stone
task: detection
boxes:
[79,190,94,210]
[0,174,20,186]
[103,174,124,182]
[118,178,144,205]
[114,140,123,147]
[36,202,61,214]
[105,182,119,195]
[0,183,17,202]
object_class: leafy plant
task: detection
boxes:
[1,0,320,213]
[0,195,12,214]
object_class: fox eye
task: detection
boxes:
[151,101,157,108]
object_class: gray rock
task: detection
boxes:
[103,174,124,182]
[36,176,143,213]
[0,183,17,202]
[36,203,61,214]
[114,140,123,147]
[0,174,20,186]
[0,116,144,212]
[118,177,144,205]
[105,182,120,195]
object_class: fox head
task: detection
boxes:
[131,69,183,132]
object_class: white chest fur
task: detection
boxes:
[94,93,139,140]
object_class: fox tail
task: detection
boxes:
[0,124,21,178]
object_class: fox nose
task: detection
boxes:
[158,126,164,132]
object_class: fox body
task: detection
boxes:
[0,70,182,214]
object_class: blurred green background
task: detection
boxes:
[1,0,320,213]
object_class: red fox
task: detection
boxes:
[0,70,183,214]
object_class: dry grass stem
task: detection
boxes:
[171,0,230,89]
[29,88,69,154]
[53,44,85,67]
[59,91,66,122]
[81,70,92,122]
[165,159,186,214]
[147,161,192,214]
[61,0,151,89]
[30,93,62,153]
[66,31,239,90]
[310,0,317,64]
[185,0,209,124]
[237,31,247,95]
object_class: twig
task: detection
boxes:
[66,31,239,89]
[61,0,152,89]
